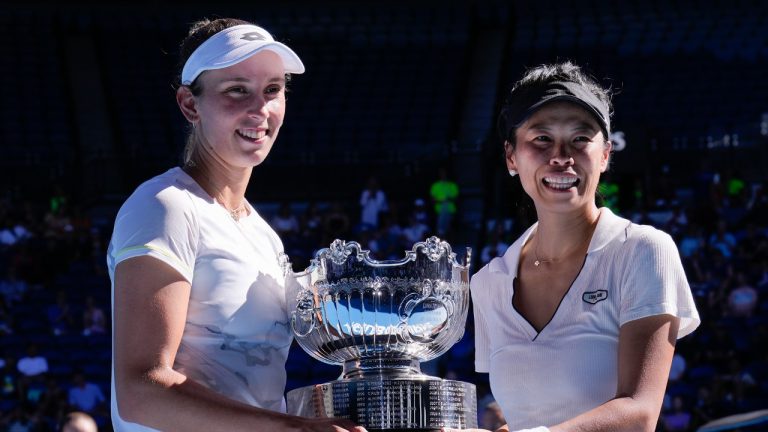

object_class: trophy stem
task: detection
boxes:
[343,358,422,379]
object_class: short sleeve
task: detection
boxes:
[470,269,491,373]
[109,183,198,283]
[619,229,700,338]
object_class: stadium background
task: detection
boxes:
[1,0,767,430]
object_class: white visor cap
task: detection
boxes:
[181,24,305,85]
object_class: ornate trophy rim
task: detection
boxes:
[284,236,471,277]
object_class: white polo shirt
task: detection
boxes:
[471,207,700,429]
[107,167,291,432]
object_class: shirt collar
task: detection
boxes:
[488,207,629,277]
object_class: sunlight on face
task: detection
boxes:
[508,101,611,214]
[193,50,288,169]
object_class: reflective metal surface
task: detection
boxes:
[284,237,477,430]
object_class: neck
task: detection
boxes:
[533,205,601,262]
[185,162,251,210]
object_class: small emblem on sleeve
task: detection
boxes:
[582,290,608,304]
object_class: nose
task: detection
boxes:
[549,142,573,166]
[248,95,269,119]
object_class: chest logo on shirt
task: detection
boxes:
[583,290,608,304]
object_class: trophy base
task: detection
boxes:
[286,376,477,430]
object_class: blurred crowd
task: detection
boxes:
[0,167,765,431]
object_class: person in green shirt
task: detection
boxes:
[430,167,459,236]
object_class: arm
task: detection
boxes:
[114,256,365,432]
[549,314,678,432]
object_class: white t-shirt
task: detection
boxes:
[107,168,292,431]
[16,356,48,377]
[360,189,387,227]
[471,208,700,430]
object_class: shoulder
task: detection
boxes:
[471,241,520,295]
[119,169,199,220]
[624,222,678,253]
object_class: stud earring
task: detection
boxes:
[509,169,517,177]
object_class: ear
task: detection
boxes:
[600,140,612,173]
[176,86,200,124]
[504,140,517,172]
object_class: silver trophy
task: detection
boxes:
[283,237,477,431]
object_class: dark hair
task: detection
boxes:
[498,61,613,148]
[175,18,251,95]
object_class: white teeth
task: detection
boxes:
[238,129,265,139]
[544,176,578,189]
[544,176,578,184]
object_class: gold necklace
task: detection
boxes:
[221,199,247,221]
[186,166,248,221]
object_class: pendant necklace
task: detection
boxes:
[187,166,248,222]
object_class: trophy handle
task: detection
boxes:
[291,292,318,338]
[398,289,452,344]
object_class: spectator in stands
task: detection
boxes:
[16,345,48,378]
[3,406,39,432]
[81,295,106,336]
[661,395,693,431]
[691,386,717,428]
[430,167,459,237]
[668,352,687,382]
[1,352,19,399]
[735,222,768,264]
[708,220,737,259]
[300,202,323,240]
[664,202,689,238]
[43,201,73,239]
[727,271,758,318]
[359,176,387,230]
[59,411,98,432]
[67,371,105,415]
[107,17,365,432]
[451,62,700,432]
[368,212,402,259]
[270,202,300,237]
[0,297,13,335]
[480,224,509,265]
[47,290,75,336]
[0,266,28,307]
[37,377,66,425]
[411,198,431,228]
[0,213,31,248]
[322,201,352,245]
[402,214,430,247]
[678,224,705,259]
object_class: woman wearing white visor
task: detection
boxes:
[108,18,367,432]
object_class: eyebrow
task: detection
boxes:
[527,120,598,132]
[215,76,287,85]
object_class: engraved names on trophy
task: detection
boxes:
[306,380,476,429]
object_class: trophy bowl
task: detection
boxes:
[284,237,477,431]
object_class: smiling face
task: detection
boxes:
[506,101,611,214]
[177,50,287,168]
